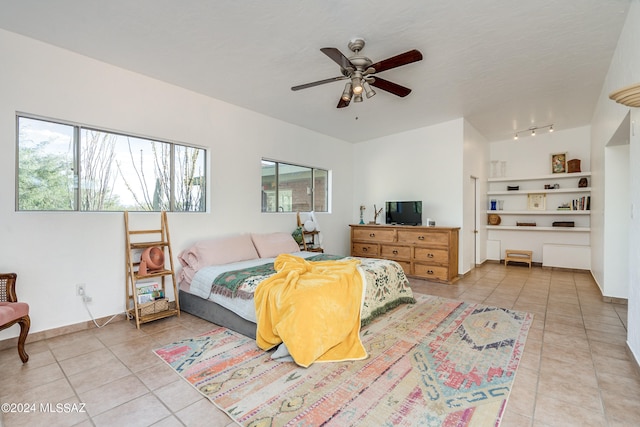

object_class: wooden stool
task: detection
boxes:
[504,250,532,268]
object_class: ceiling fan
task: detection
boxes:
[291,38,423,108]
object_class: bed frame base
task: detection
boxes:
[179,290,257,339]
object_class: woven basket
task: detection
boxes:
[139,298,169,316]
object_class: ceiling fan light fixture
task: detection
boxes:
[293,40,423,109]
[341,82,352,102]
[363,81,376,98]
[351,76,363,95]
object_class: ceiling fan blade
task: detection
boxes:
[337,96,350,108]
[370,77,412,97]
[291,76,347,91]
[321,47,355,70]
[370,49,423,73]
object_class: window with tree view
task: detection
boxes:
[261,159,328,213]
[17,115,206,212]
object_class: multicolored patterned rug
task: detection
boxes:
[154,294,533,426]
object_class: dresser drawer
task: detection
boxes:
[380,245,411,260]
[352,243,379,257]
[413,247,449,264]
[397,230,449,246]
[352,228,396,243]
[413,264,449,281]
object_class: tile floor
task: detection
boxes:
[0,263,638,426]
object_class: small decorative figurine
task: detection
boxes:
[373,204,383,224]
[359,205,366,224]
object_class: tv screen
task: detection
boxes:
[385,201,422,225]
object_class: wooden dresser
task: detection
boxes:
[350,224,460,284]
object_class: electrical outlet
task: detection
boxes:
[76,283,85,296]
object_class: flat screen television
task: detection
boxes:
[385,201,422,225]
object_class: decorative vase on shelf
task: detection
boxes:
[490,160,499,178]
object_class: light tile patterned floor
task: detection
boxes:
[0,263,637,426]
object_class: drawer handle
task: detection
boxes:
[427,270,434,275]
[418,235,425,240]
[392,250,398,255]
[362,247,368,252]
[427,253,434,258]
[369,233,375,237]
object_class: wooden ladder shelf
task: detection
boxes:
[124,211,180,328]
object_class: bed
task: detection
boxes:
[177,232,415,340]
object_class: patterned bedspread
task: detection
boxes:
[194,254,415,326]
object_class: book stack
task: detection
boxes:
[136,282,164,304]
[572,196,590,210]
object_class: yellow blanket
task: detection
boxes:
[254,254,367,368]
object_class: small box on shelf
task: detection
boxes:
[567,159,581,173]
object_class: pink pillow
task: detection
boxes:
[178,234,259,270]
[251,232,301,258]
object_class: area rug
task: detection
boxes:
[154,294,533,426]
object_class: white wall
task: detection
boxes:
[604,141,630,298]
[0,29,354,338]
[352,119,465,271]
[591,2,640,361]
[463,120,489,270]
[488,126,592,263]
[590,1,640,364]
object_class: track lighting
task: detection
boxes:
[513,124,554,140]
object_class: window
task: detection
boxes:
[261,159,329,213]
[17,115,206,212]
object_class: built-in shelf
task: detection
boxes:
[486,225,590,232]
[487,170,591,235]
[486,210,590,215]
[488,187,591,196]
[488,172,591,182]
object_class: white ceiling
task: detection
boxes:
[0,0,631,142]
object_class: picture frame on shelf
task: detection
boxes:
[527,193,546,211]
[551,152,567,174]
